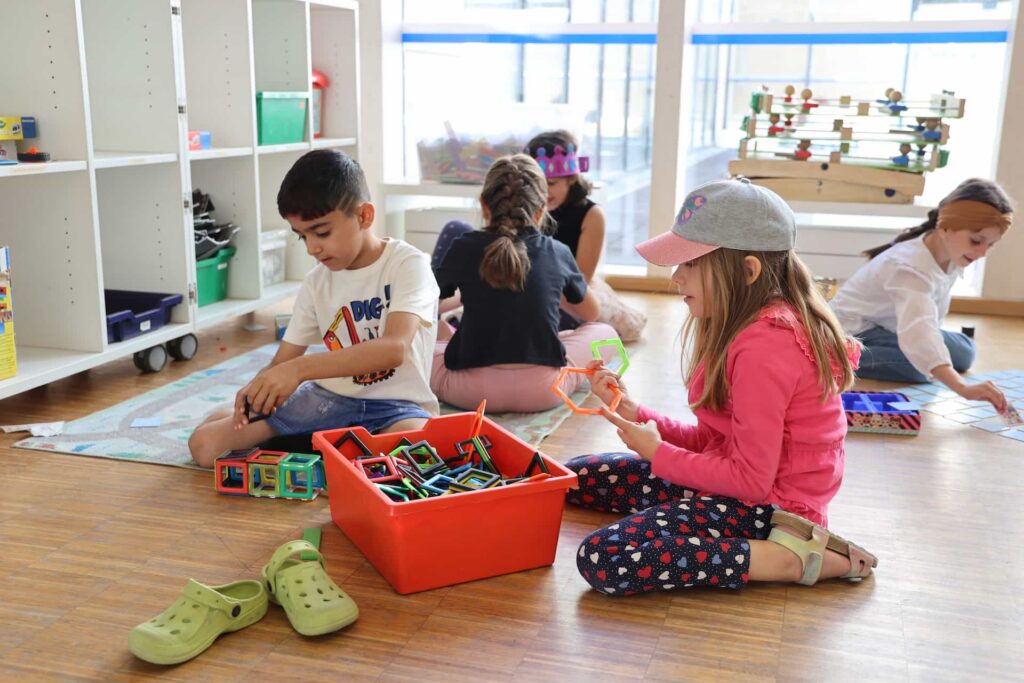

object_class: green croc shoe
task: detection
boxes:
[261,540,359,636]
[128,579,268,665]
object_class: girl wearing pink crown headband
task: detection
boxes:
[430,154,618,412]
[564,178,877,595]
[525,130,647,342]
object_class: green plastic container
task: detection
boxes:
[257,92,308,145]
[196,247,235,307]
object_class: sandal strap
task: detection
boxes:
[264,540,323,592]
[182,580,245,617]
[841,544,876,581]
[768,526,828,586]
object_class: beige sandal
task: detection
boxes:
[768,509,877,585]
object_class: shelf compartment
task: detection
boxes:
[181,0,257,150]
[253,0,312,94]
[0,172,106,353]
[190,154,260,300]
[81,0,180,157]
[95,163,191,326]
[0,1,92,161]
[310,2,359,142]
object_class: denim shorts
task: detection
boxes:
[265,381,431,436]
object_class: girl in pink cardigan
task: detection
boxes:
[568,178,877,595]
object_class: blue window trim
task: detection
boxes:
[401,31,1007,46]
[691,31,1007,45]
[402,32,656,45]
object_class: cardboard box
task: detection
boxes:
[0,246,16,381]
[187,130,212,150]
[0,117,24,141]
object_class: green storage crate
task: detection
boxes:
[196,247,235,307]
[257,92,308,145]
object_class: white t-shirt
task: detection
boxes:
[830,234,962,378]
[283,238,440,414]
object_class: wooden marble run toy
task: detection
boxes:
[842,391,922,436]
[730,86,965,204]
[214,448,326,500]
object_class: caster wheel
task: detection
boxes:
[168,333,198,361]
[134,345,168,373]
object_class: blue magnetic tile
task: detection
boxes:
[999,429,1024,443]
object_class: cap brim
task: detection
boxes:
[635,231,720,267]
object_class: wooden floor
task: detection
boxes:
[1,293,1023,682]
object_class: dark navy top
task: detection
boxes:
[435,230,588,369]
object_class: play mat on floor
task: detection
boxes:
[14,343,594,469]
[891,369,1024,442]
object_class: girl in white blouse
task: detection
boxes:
[830,178,1013,412]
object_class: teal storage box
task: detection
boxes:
[196,247,236,307]
[257,92,308,145]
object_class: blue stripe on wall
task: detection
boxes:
[401,31,1007,46]
[690,31,1008,45]
[402,32,656,45]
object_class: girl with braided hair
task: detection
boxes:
[430,154,618,412]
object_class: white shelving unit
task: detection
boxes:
[0,0,360,400]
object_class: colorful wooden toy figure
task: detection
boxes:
[800,88,818,112]
[886,90,908,113]
[891,143,912,166]
[922,118,942,141]
[793,139,812,160]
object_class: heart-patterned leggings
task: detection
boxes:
[566,452,775,595]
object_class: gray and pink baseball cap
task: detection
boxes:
[636,178,796,267]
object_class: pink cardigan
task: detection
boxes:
[638,303,858,527]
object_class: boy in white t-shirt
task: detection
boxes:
[189,150,440,467]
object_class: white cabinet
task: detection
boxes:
[0,0,360,399]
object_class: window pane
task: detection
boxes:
[692,0,1010,22]
[686,40,1006,205]
[404,0,660,23]
[402,5,659,268]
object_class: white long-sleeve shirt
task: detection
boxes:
[830,234,962,378]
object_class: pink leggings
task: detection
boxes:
[430,322,618,412]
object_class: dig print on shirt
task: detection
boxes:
[323,284,396,385]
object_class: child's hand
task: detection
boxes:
[601,407,662,461]
[958,381,1009,414]
[587,360,638,420]
[233,363,302,429]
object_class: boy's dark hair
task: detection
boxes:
[863,178,1013,259]
[524,129,593,206]
[277,149,371,220]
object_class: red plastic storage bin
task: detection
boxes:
[312,412,577,594]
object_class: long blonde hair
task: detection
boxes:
[478,154,553,291]
[682,248,856,411]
